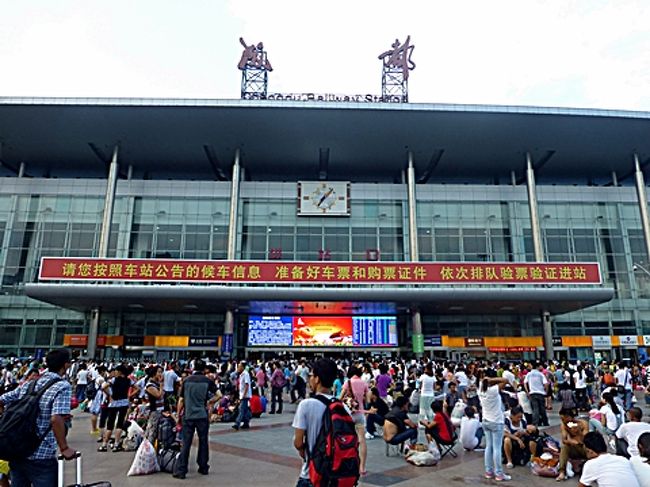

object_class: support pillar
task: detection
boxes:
[223,149,241,356]
[88,146,119,359]
[634,153,650,262]
[525,153,553,359]
[406,151,424,356]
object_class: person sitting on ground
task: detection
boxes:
[556,407,590,481]
[616,407,650,458]
[503,405,538,468]
[630,432,650,487]
[383,396,418,447]
[516,384,534,424]
[365,387,389,440]
[459,405,483,451]
[577,431,640,487]
[420,400,454,449]
[600,392,622,437]
[250,388,263,418]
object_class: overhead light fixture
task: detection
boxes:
[127,304,144,309]
[448,305,464,311]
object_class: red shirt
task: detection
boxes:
[434,412,453,442]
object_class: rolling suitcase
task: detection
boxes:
[58,452,112,487]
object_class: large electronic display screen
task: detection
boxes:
[247,315,398,347]
[247,316,293,346]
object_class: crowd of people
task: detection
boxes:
[3,351,650,485]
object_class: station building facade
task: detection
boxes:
[1,97,649,361]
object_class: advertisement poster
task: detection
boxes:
[293,316,354,347]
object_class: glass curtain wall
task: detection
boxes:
[240,196,404,262]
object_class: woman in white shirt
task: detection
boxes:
[419,363,436,422]
[600,392,622,435]
[478,373,511,482]
[573,366,590,411]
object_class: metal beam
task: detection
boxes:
[318,148,330,181]
[202,145,229,181]
[416,149,444,184]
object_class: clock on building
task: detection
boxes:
[297,181,350,216]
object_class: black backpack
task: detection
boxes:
[0,377,62,461]
[157,415,178,449]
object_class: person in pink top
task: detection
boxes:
[341,365,371,476]
[256,366,268,396]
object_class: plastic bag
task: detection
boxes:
[127,438,160,476]
[428,441,441,462]
[406,450,437,466]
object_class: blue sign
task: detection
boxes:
[222,334,233,355]
[247,316,293,346]
[427,336,442,347]
[352,316,398,347]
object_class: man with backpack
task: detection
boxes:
[292,358,360,487]
[0,348,76,487]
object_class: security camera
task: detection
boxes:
[634,264,639,271]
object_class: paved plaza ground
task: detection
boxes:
[56,399,589,487]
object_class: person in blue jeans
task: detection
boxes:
[478,374,511,482]
[383,396,418,446]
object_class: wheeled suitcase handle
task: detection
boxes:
[57,452,82,487]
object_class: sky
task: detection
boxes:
[0,0,649,111]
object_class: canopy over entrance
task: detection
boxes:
[25,283,613,316]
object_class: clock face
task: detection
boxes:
[310,184,337,211]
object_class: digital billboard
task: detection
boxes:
[247,315,398,347]
[247,315,293,346]
[293,316,354,347]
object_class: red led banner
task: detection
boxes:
[39,258,602,285]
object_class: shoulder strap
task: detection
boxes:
[34,377,63,399]
[313,394,335,408]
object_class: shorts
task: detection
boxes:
[351,412,366,428]
[106,406,128,431]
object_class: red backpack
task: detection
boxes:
[308,395,360,487]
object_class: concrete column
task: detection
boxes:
[406,151,423,355]
[88,146,119,359]
[406,151,419,261]
[224,149,241,353]
[226,148,241,261]
[634,153,650,262]
[525,153,553,359]
[525,153,544,263]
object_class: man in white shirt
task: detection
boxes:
[616,408,650,457]
[163,363,180,406]
[233,362,252,431]
[293,359,341,486]
[630,432,650,487]
[615,362,633,410]
[459,406,483,451]
[502,364,517,388]
[579,431,640,487]
[524,362,548,426]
